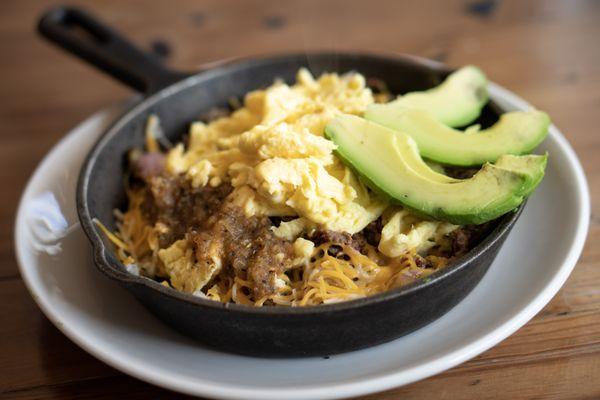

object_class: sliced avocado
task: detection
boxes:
[366,66,488,128]
[365,108,550,167]
[371,128,459,184]
[494,154,547,196]
[325,115,547,224]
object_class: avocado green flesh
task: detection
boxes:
[383,128,459,184]
[365,108,550,167]
[366,66,488,128]
[325,115,547,225]
[494,153,548,196]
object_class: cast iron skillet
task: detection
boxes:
[38,6,524,357]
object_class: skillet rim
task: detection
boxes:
[77,51,525,315]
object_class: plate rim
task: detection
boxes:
[14,84,590,400]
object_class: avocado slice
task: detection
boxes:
[325,115,547,224]
[367,127,460,184]
[366,66,488,128]
[494,154,547,196]
[364,108,550,167]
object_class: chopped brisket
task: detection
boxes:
[131,152,166,180]
[143,176,232,247]
[246,234,294,299]
[362,218,383,247]
[414,254,434,269]
[190,204,293,298]
[309,229,367,254]
[451,228,471,256]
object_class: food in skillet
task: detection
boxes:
[97,67,549,306]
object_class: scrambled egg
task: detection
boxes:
[379,208,458,257]
[158,239,201,292]
[163,69,457,257]
[165,68,385,236]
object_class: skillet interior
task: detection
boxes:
[78,52,522,356]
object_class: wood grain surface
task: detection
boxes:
[1,0,599,399]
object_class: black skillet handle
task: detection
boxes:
[38,6,189,94]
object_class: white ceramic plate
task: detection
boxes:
[15,84,589,400]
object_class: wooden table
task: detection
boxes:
[1,0,598,398]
